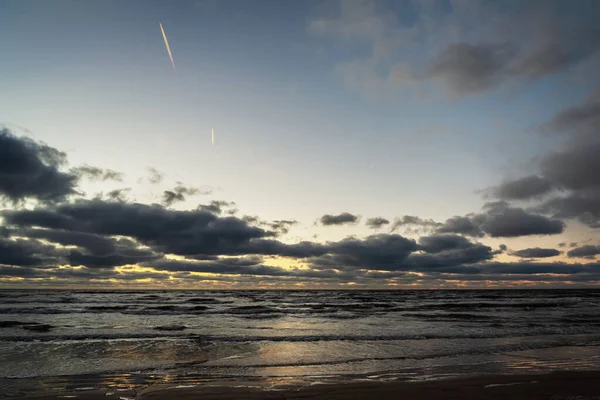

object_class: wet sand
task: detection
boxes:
[15,371,600,399]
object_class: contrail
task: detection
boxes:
[159,22,176,70]
[212,128,215,145]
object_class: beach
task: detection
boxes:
[13,371,600,399]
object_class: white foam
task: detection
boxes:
[484,381,538,389]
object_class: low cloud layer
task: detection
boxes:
[365,217,389,229]
[437,202,565,238]
[0,127,597,288]
[162,183,205,207]
[510,247,562,259]
[71,165,124,182]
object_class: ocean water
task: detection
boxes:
[1,289,600,396]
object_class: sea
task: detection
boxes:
[1,289,600,397]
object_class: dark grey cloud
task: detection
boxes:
[466,261,600,276]
[480,204,564,237]
[15,227,162,268]
[263,233,496,275]
[320,212,359,226]
[487,94,600,228]
[267,220,298,235]
[21,228,117,255]
[162,182,203,207]
[146,167,164,184]
[538,189,600,228]
[567,245,600,259]
[0,129,78,203]
[427,43,515,95]
[422,7,600,97]
[489,175,554,200]
[390,215,441,233]
[200,200,236,215]
[306,234,418,271]
[418,234,479,254]
[71,165,124,182]
[0,237,60,267]
[437,216,484,237]
[541,90,600,144]
[106,188,131,202]
[3,199,274,258]
[241,214,298,235]
[148,256,286,276]
[0,266,48,278]
[366,217,390,229]
[407,247,494,272]
[540,144,600,191]
[438,203,564,238]
[510,247,562,258]
[68,247,161,268]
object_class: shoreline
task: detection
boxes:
[12,370,600,400]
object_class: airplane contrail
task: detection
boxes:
[212,128,215,145]
[159,22,176,70]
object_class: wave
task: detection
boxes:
[406,301,580,311]
[186,297,230,304]
[401,312,496,321]
[225,306,278,314]
[154,325,187,331]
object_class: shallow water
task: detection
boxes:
[1,289,600,396]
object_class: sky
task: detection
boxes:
[1,0,600,289]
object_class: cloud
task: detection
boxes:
[418,234,480,254]
[71,165,124,182]
[510,247,562,258]
[390,215,441,233]
[567,245,600,259]
[68,247,161,268]
[366,217,390,229]
[320,212,359,226]
[146,256,298,277]
[3,199,275,259]
[426,43,516,95]
[488,175,554,200]
[20,228,118,255]
[105,188,131,202]
[267,220,298,235]
[541,91,600,137]
[0,129,78,203]
[438,202,564,238]
[540,144,600,191]
[479,204,564,237]
[490,94,600,228]
[0,236,61,268]
[199,200,236,215]
[162,182,205,207]
[146,167,164,184]
[437,216,484,237]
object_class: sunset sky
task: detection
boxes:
[1,0,599,288]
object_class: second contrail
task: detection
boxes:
[159,22,176,70]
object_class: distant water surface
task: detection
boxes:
[1,289,600,397]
